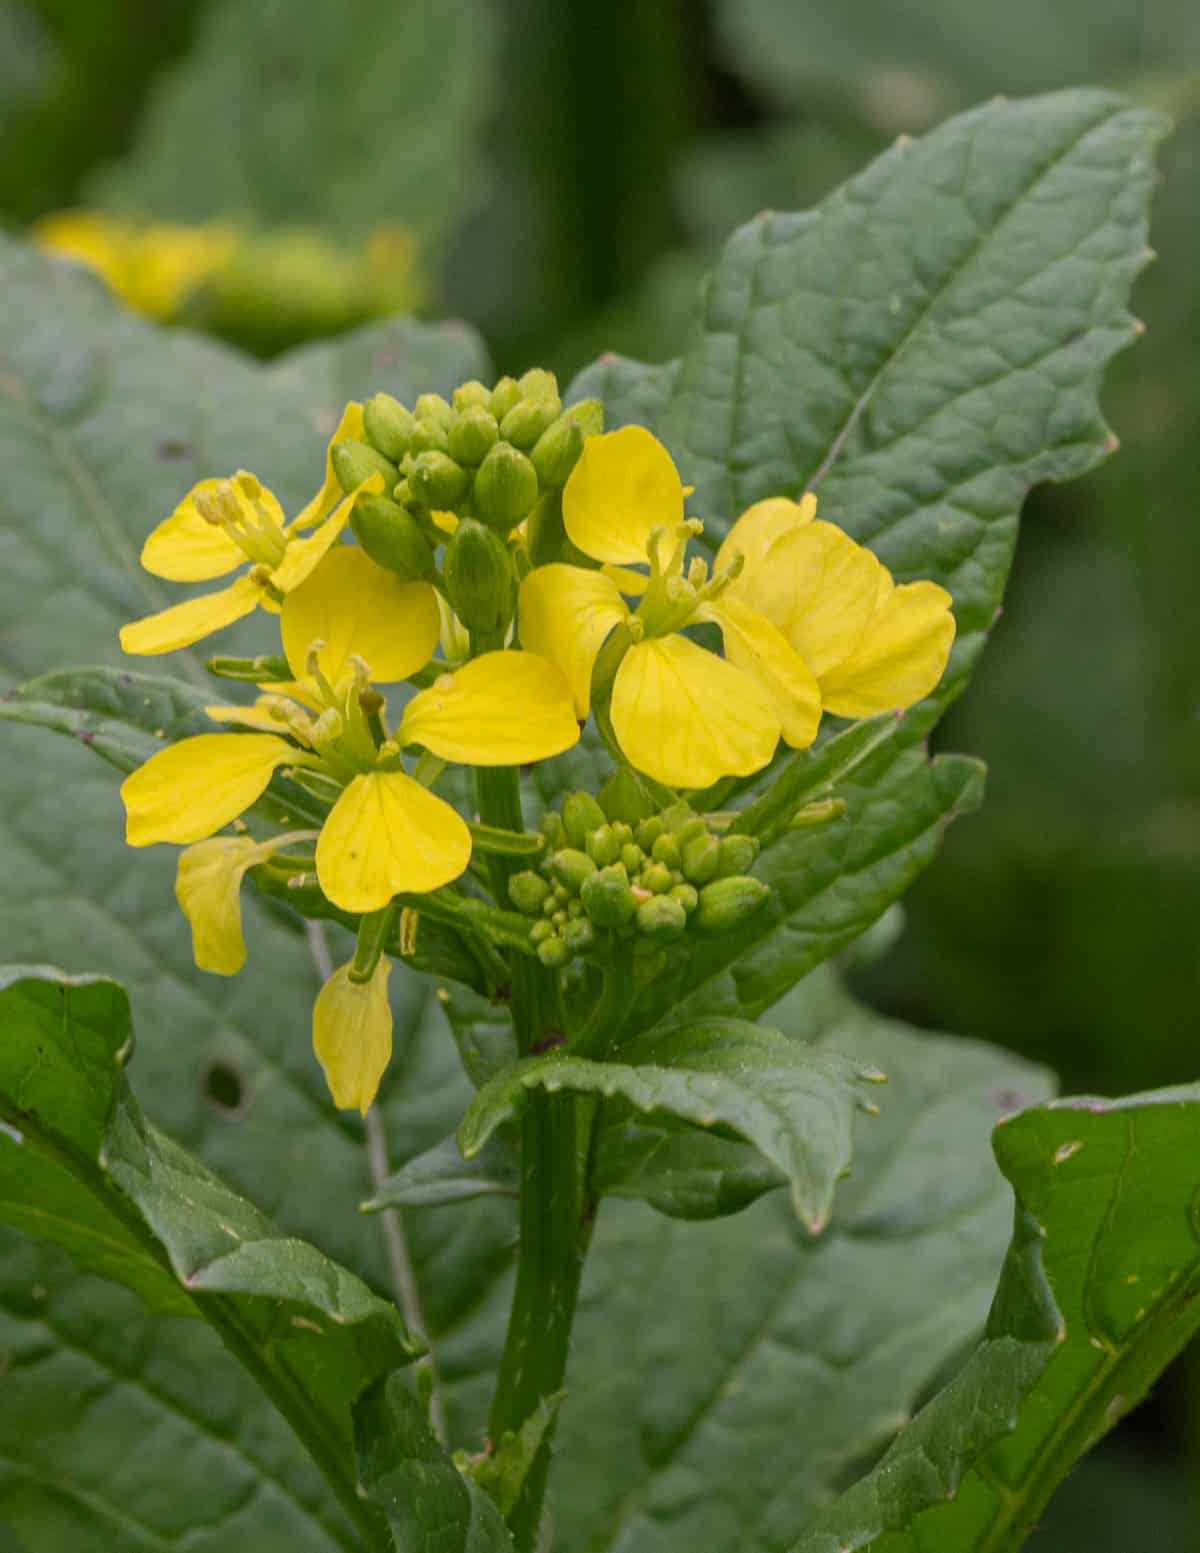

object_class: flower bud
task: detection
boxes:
[636,895,688,940]
[620,842,644,874]
[636,816,663,851]
[410,416,450,456]
[489,375,522,420]
[350,494,435,579]
[549,848,597,894]
[500,397,561,451]
[509,870,552,915]
[669,882,699,913]
[453,380,492,412]
[530,918,555,945]
[447,405,499,466]
[611,822,634,846]
[562,791,607,848]
[473,441,540,531]
[408,449,470,508]
[332,439,398,495]
[680,832,721,886]
[694,876,769,934]
[660,802,701,837]
[530,398,602,487]
[526,489,566,567]
[442,518,516,636]
[585,824,622,868]
[363,393,415,461]
[580,863,636,929]
[562,916,596,954]
[598,766,655,826]
[714,834,760,879]
[651,833,681,869]
[518,367,559,401]
[537,935,569,968]
[640,862,673,895]
[541,812,567,851]
[414,392,453,427]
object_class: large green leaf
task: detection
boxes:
[0,965,420,1550]
[90,0,497,251]
[794,1084,1200,1552]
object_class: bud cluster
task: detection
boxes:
[509,778,768,969]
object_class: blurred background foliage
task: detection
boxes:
[1,0,1198,1544]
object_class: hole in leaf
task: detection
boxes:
[203,1060,250,1117]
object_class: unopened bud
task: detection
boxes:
[410,416,450,456]
[549,848,597,894]
[489,375,522,420]
[541,812,567,851]
[530,918,555,945]
[788,797,848,829]
[651,833,681,869]
[562,916,596,954]
[453,380,492,412]
[500,396,561,451]
[537,935,569,968]
[443,518,516,635]
[414,392,453,428]
[641,863,673,895]
[526,489,566,566]
[694,876,769,934]
[636,816,663,850]
[580,864,636,929]
[518,368,559,401]
[620,842,644,874]
[660,802,701,837]
[332,439,398,495]
[447,406,499,466]
[586,824,622,867]
[363,394,415,461]
[598,767,655,826]
[562,791,607,848]
[508,870,552,915]
[636,895,687,940]
[714,834,760,878]
[669,882,699,913]
[531,398,602,487]
[350,495,435,579]
[408,450,470,509]
[473,441,540,531]
[680,832,721,886]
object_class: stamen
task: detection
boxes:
[304,640,340,707]
[687,556,709,588]
[347,653,373,693]
[194,480,241,528]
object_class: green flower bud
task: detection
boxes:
[530,412,584,488]
[541,895,557,916]
[453,380,492,412]
[349,494,435,580]
[542,812,567,851]
[714,834,760,879]
[508,870,552,915]
[669,882,699,913]
[641,862,672,895]
[585,824,622,867]
[611,821,634,846]
[680,832,722,886]
[473,441,540,531]
[447,406,499,466]
[526,488,566,567]
[598,767,655,826]
[530,918,555,945]
[410,416,450,456]
[562,916,596,954]
[621,842,644,873]
[518,367,559,401]
[636,816,664,850]
[489,375,522,420]
[660,802,700,837]
[552,882,569,903]
[580,863,636,930]
[694,876,770,934]
[363,393,415,461]
[549,848,597,894]
[537,935,569,968]
[636,895,688,940]
[651,833,681,869]
[414,392,453,427]
[409,449,471,509]
[443,518,516,635]
[566,897,583,918]
[500,396,561,451]
[332,439,398,495]
[562,791,607,848]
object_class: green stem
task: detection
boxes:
[569,937,637,1060]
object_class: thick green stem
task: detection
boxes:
[570,937,637,1060]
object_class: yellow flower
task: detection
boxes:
[518,426,821,789]
[313,955,394,1115]
[175,832,316,975]
[714,496,956,718]
[35,210,235,320]
[119,404,377,656]
[121,546,579,913]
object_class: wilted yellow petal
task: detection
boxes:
[175,836,275,975]
[313,957,393,1115]
[399,651,580,765]
[699,596,821,750]
[562,425,685,565]
[316,771,471,911]
[518,565,628,717]
[610,635,780,789]
[820,577,956,718]
[122,732,295,846]
[293,403,365,530]
[119,574,261,656]
[714,493,816,579]
[281,545,440,684]
[141,477,265,581]
[733,519,883,678]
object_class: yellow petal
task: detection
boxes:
[293,403,365,530]
[714,493,816,579]
[734,519,884,678]
[820,577,956,718]
[313,957,393,1115]
[275,474,384,592]
[601,564,649,597]
[122,732,295,846]
[610,635,780,789]
[562,425,685,565]
[119,574,261,656]
[140,477,265,581]
[280,545,440,684]
[316,771,471,911]
[399,651,580,765]
[175,836,273,975]
[204,694,305,735]
[699,596,821,749]
[517,565,628,717]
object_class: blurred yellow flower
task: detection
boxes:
[34,210,235,320]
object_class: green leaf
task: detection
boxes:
[460,1018,881,1233]
[365,1130,520,1212]
[354,1373,514,1552]
[91,0,498,252]
[0,965,419,1550]
[590,1118,785,1221]
[794,1084,1200,1552]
